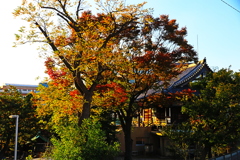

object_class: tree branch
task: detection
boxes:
[99,17,138,51]
[57,0,78,27]
[117,110,126,129]
[41,6,66,18]
[76,0,83,18]
[74,70,88,95]
[41,2,81,35]
[35,22,74,73]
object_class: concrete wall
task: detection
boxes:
[116,127,154,155]
[116,127,174,156]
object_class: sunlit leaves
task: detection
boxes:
[14,0,197,130]
[48,119,120,160]
[182,69,240,157]
[35,81,83,126]
[95,82,129,110]
[14,1,199,159]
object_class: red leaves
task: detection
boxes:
[179,89,196,99]
[134,51,153,63]
[139,14,197,63]
[146,88,196,108]
[134,51,173,69]
[44,57,70,87]
[96,82,128,107]
[182,88,196,94]
[170,89,196,99]
[45,60,66,80]
[69,89,80,98]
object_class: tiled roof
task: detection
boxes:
[137,58,211,99]
[167,58,210,91]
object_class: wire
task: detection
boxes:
[221,0,240,13]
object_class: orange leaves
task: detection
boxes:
[77,11,114,33]
[146,88,196,108]
[44,57,71,87]
[54,36,71,47]
[79,10,92,21]
[15,0,198,128]
[133,51,173,71]
[168,19,176,26]
[175,27,187,36]
[182,88,196,95]
[140,14,197,63]
[36,82,83,125]
[95,82,128,108]
[88,56,97,61]
[69,89,80,98]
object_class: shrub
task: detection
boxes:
[47,118,120,160]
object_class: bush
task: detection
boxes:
[46,118,120,160]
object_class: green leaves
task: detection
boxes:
[163,124,193,159]
[0,87,40,158]
[182,68,240,157]
[48,118,120,160]
[14,1,198,159]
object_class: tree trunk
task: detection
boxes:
[200,144,212,160]
[78,94,92,126]
[208,146,212,159]
[123,118,133,160]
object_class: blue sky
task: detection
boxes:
[0,0,239,84]
[128,0,240,71]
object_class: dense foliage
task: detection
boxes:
[14,0,150,125]
[46,118,120,160]
[14,0,197,160]
[181,69,240,159]
[0,87,40,159]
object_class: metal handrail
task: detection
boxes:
[209,150,240,160]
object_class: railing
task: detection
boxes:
[209,150,240,160]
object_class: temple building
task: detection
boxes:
[117,58,212,156]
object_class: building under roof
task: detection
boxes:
[0,83,39,95]
[166,58,212,93]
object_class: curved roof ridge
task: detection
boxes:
[168,58,206,89]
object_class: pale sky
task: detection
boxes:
[0,0,239,85]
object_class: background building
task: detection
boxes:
[117,58,212,156]
[0,83,38,95]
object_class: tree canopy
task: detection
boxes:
[0,87,40,159]
[14,0,197,124]
[14,1,197,160]
[14,0,150,125]
[182,69,240,159]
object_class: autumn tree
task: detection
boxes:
[182,69,240,159]
[14,0,149,125]
[0,87,40,159]
[36,63,118,143]
[94,14,197,160]
[35,82,120,160]
[14,1,197,160]
[37,11,197,160]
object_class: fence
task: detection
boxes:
[209,150,240,160]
